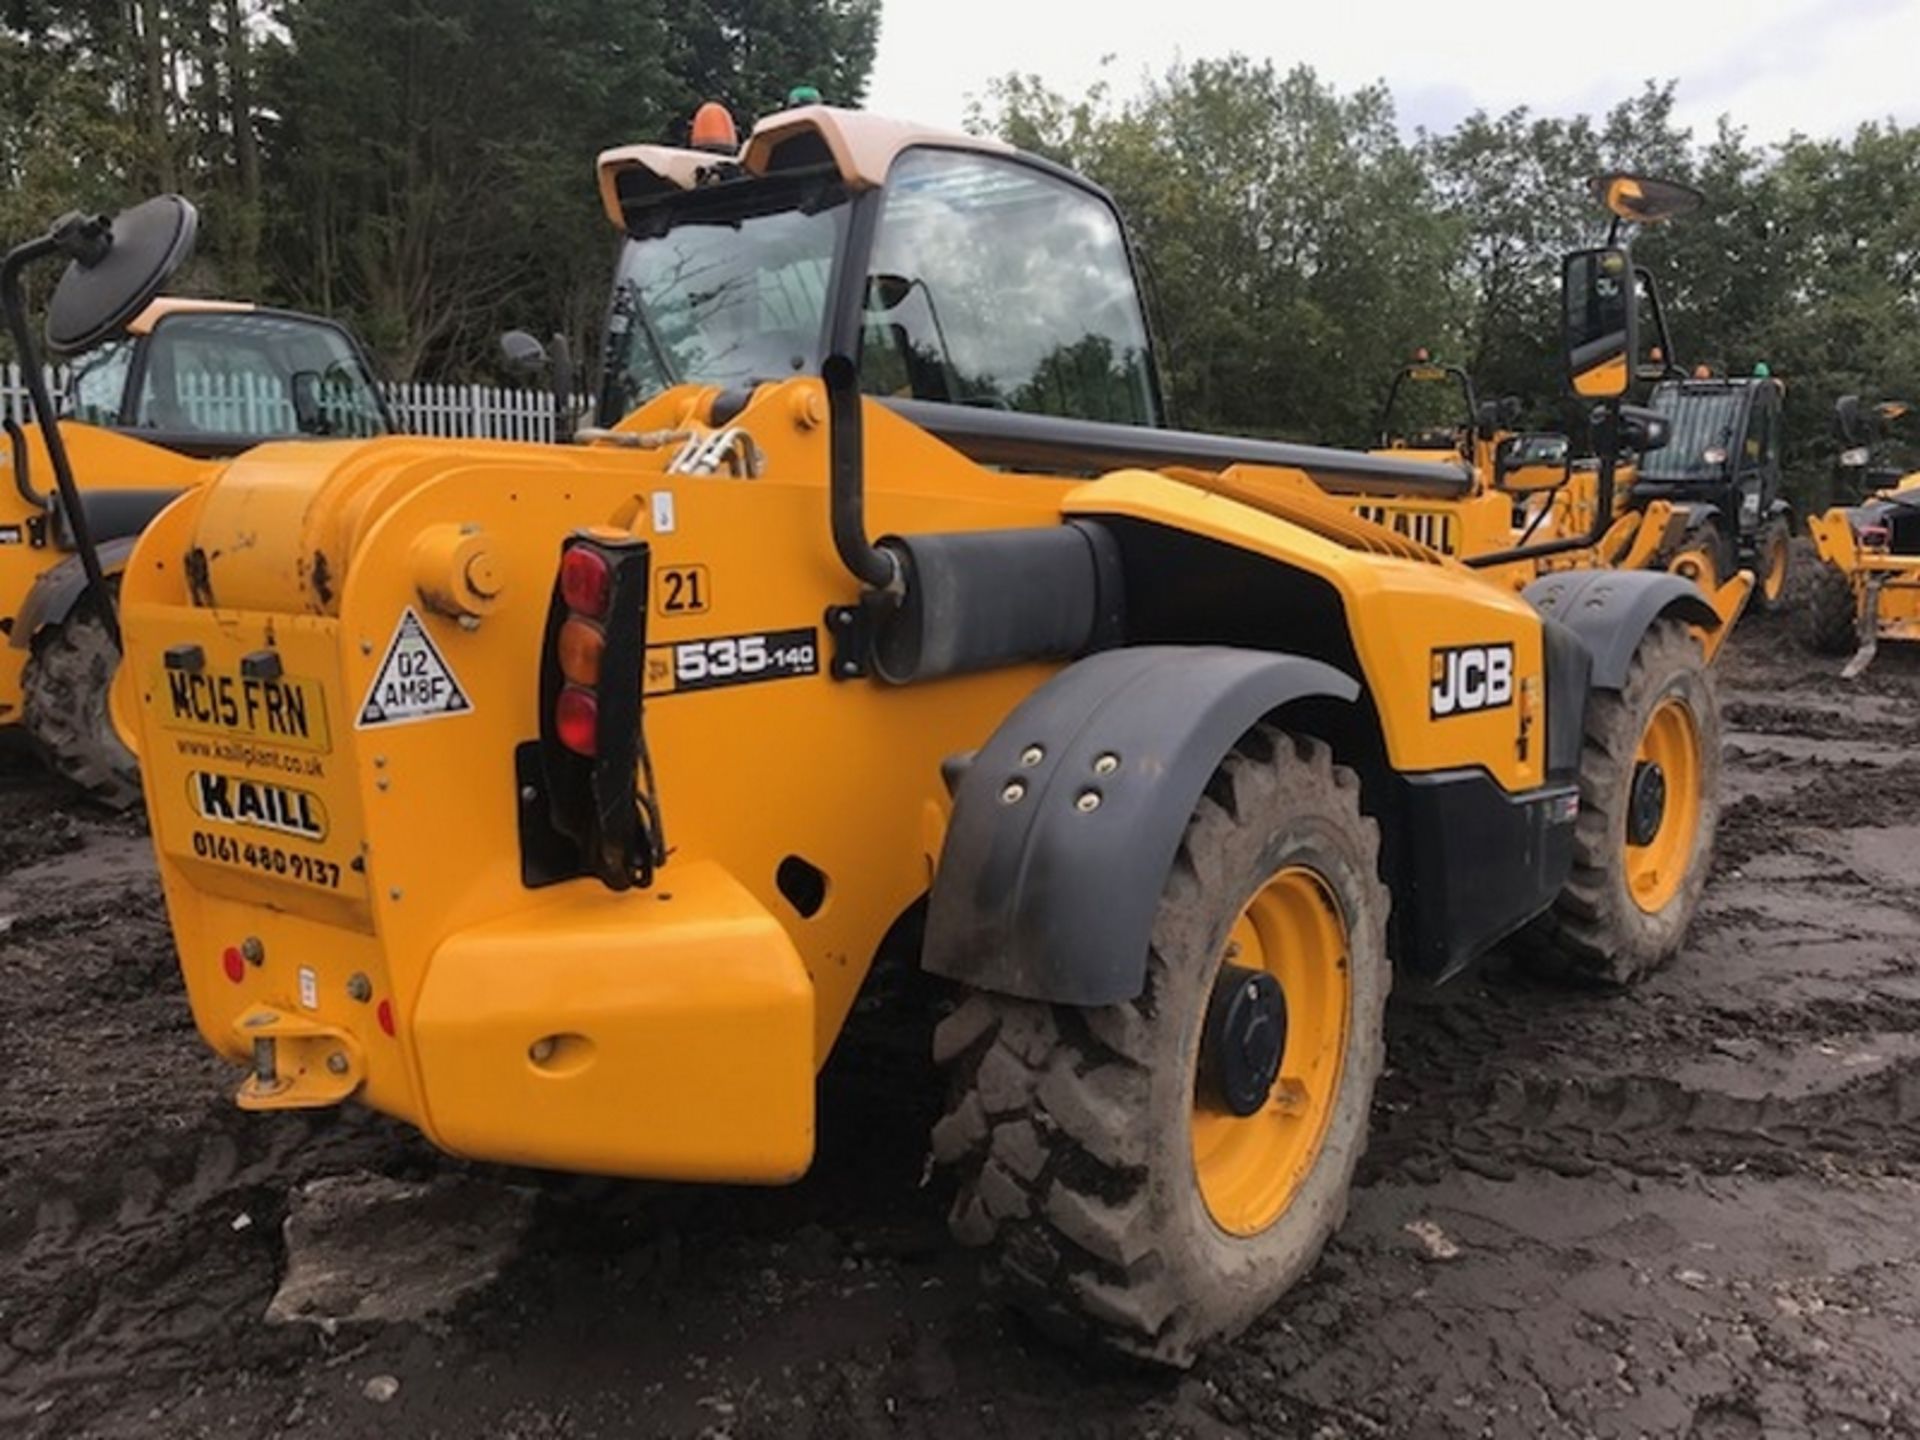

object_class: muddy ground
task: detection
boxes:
[5,613,1920,1439]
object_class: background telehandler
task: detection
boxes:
[0,237,391,805]
[33,106,1732,1366]
[1325,180,1754,643]
[1635,366,1794,609]
[1798,394,1920,672]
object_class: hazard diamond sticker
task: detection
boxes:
[356,608,473,728]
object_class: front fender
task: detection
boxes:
[922,645,1357,1007]
[8,538,136,651]
[1524,568,1724,687]
[1807,509,1857,570]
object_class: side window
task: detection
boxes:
[860,148,1159,426]
[64,340,134,425]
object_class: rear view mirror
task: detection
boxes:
[289,370,326,434]
[45,194,198,358]
[868,274,915,312]
[1562,247,1636,400]
[1589,173,1704,225]
[1495,432,1572,492]
[499,328,549,375]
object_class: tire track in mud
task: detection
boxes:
[0,1104,433,1434]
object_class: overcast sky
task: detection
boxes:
[865,0,1920,145]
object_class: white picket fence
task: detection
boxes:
[0,362,584,444]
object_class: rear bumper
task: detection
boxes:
[414,861,816,1182]
[195,861,817,1183]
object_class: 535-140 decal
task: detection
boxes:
[645,627,819,696]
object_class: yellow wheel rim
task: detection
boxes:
[1671,546,1720,592]
[1625,697,1703,914]
[1191,866,1350,1237]
[1762,538,1788,601]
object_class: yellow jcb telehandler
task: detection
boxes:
[1330,177,1752,637]
[0,207,391,805]
[58,107,1732,1365]
[1799,395,1919,674]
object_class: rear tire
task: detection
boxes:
[21,600,139,810]
[1753,517,1793,613]
[931,727,1389,1366]
[1517,620,1719,985]
[1792,544,1857,655]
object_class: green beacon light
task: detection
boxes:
[788,84,823,106]
[1752,361,1771,378]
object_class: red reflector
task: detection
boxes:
[560,547,612,618]
[222,947,245,983]
[377,999,395,1037]
[556,685,599,755]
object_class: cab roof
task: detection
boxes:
[595,104,1014,229]
[126,297,256,335]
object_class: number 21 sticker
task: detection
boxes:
[656,564,710,616]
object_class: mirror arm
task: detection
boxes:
[0,236,118,646]
[1466,404,1621,569]
[1635,266,1681,375]
[4,416,46,509]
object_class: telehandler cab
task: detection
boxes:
[83,107,1729,1365]
[1800,395,1920,674]
[1,205,390,804]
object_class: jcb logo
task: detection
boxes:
[1430,644,1514,718]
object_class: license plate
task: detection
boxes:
[159,667,331,751]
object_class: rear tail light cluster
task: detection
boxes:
[535,531,661,890]
[553,547,613,756]
[1861,523,1891,552]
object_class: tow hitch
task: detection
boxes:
[234,1007,365,1110]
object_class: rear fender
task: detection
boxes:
[1524,568,1726,685]
[8,539,136,651]
[922,645,1358,1007]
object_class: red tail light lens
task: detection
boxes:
[560,547,612,618]
[221,946,245,983]
[555,684,599,756]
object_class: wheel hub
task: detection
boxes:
[1628,759,1667,846]
[1199,963,1288,1116]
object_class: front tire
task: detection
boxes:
[1518,619,1719,985]
[931,727,1389,1366]
[21,601,139,810]
[1792,544,1858,655]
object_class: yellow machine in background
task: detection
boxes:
[91,107,1733,1365]
[1800,396,1920,674]
[1328,179,1753,638]
[0,295,390,803]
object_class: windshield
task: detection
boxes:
[599,178,850,422]
[1642,385,1741,480]
[129,312,387,438]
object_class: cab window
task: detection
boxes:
[133,313,387,438]
[64,340,134,425]
[860,149,1159,426]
